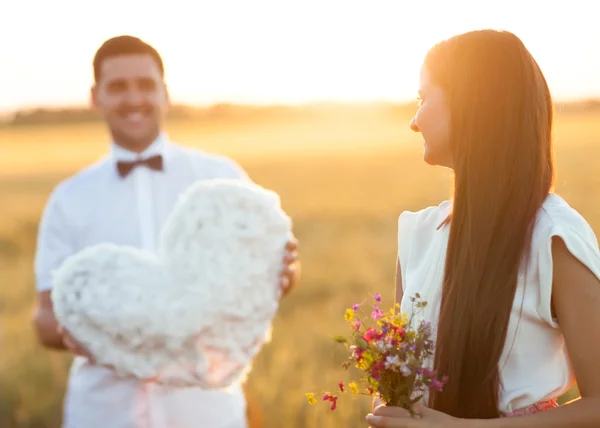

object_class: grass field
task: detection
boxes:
[1,107,598,427]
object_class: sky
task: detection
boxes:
[2,0,600,111]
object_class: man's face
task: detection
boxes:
[92,54,169,152]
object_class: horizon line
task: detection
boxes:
[3,94,600,115]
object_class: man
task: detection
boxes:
[32,35,299,428]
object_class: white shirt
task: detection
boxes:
[397,193,600,414]
[35,133,251,428]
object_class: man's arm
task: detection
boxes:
[32,291,65,349]
[31,187,73,350]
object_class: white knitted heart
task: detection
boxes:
[51,179,292,388]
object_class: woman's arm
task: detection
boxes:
[479,236,600,427]
[368,237,600,428]
[396,255,404,306]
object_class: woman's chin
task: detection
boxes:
[423,148,438,166]
[423,148,452,168]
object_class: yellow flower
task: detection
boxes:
[305,392,317,405]
[349,382,360,394]
[390,316,403,328]
[344,308,354,321]
[368,377,380,389]
[362,351,374,364]
[356,359,370,370]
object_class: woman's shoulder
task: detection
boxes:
[535,194,599,247]
[529,194,600,327]
[398,200,452,235]
[397,200,452,284]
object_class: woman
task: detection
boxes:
[366,29,600,427]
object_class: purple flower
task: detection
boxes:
[431,379,446,391]
[352,303,360,310]
[353,320,361,331]
[371,305,384,320]
[419,321,432,333]
[422,368,436,377]
[374,293,382,303]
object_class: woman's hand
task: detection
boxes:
[366,404,460,428]
[372,394,385,410]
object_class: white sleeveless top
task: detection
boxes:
[397,193,600,413]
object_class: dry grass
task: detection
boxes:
[0,109,598,427]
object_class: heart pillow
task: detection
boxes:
[51,178,292,388]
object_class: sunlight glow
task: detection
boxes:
[2,0,599,110]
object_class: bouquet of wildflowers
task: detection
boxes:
[306,293,448,416]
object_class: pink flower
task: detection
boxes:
[322,394,338,410]
[371,367,381,381]
[431,379,446,391]
[353,320,361,331]
[354,348,365,361]
[422,368,436,378]
[374,361,386,370]
[431,375,449,391]
[338,382,345,392]
[352,303,360,310]
[363,328,383,342]
[374,293,382,302]
[371,305,384,320]
[370,362,386,381]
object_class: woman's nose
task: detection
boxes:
[410,117,420,132]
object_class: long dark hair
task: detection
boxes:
[425,30,555,419]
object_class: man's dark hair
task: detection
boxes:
[93,35,164,82]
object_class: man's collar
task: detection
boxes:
[110,132,171,162]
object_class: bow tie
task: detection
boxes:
[116,155,164,178]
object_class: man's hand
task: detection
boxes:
[58,326,123,374]
[33,292,103,364]
[58,326,96,362]
[280,237,300,297]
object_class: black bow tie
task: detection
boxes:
[116,155,164,178]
